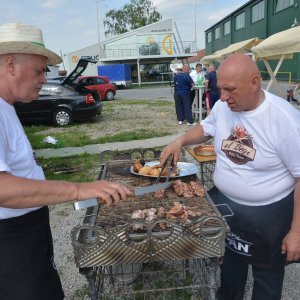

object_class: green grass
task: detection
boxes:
[116,99,171,106]
[28,129,170,149]
[23,99,173,149]
[39,153,99,181]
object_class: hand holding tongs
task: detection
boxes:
[134,155,175,196]
[155,154,174,184]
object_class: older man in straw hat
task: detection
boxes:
[0,23,132,299]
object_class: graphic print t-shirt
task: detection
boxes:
[201,90,300,206]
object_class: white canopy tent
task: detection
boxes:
[201,50,223,65]
[252,26,300,95]
[201,37,262,65]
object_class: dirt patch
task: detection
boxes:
[37,100,191,139]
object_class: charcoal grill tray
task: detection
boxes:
[71,160,228,268]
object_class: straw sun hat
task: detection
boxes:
[0,22,62,65]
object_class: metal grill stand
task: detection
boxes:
[71,149,227,300]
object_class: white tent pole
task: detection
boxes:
[264,55,284,89]
[264,56,285,97]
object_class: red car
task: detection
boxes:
[75,76,117,100]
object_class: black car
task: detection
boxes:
[15,58,103,126]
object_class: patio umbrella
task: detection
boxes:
[201,37,262,65]
[252,26,300,93]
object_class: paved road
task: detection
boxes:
[115,85,175,101]
[115,80,292,102]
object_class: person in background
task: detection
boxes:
[190,63,206,105]
[160,53,300,300]
[0,22,132,300]
[173,65,183,125]
[173,64,195,126]
[205,63,220,109]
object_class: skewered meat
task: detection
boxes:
[183,183,194,198]
[157,207,165,217]
[190,181,205,197]
[172,179,205,198]
[130,201,206,230]
[131,210,145,219]
[154,189,165,198]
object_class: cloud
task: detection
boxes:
[206,2,246,22]
[41,0,67,9]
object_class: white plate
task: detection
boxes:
[130,161,198,178]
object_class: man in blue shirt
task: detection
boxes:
[205,63,220,109]
[174,64,195,125]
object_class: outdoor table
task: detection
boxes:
[192,85,206,122]
[185,145,216,190]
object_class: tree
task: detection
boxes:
[104,0,161,37]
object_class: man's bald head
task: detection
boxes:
[219,53,260,82]
[217,53,264,111]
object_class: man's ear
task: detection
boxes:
[251,73,260,89]
[5,55,17,76]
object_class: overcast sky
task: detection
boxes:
[0,0,249,67]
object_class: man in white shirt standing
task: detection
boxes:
[0,22,131,300]
[189,63,206,105]
[160,53,300,300]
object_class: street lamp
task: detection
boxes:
[96,0,105,60]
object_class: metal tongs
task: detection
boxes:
[134,155,175,196]
[155,154,174,185]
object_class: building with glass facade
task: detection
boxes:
[205,0,300,81]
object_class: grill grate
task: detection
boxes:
[72,160,227,268]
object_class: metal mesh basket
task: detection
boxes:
[80,257,221,300]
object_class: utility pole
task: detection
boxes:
[60,50,66,71]
[194,0,197,51]
[96,1,101,60]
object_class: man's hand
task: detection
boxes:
[281,229,300,261]
[78,180,133,207]
[160,140,182,166]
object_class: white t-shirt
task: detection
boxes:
[0,98,45,219]
[190,70,206,84]
[201,90,300,206]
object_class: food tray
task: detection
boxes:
[193,145,216,156]
[130,161,198,178]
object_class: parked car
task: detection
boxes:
[47,76,67,83]
[75,75,117,100]
[15,58,103,126]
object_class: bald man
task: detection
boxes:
[160,53,300,300]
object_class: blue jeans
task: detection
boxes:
[175,91,193,123]
[209,187,294,300]
[209,91,220,109]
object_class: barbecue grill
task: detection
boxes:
[71,148,229,299]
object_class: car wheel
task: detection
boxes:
[105,90,115,100]
[53,108,73,126]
